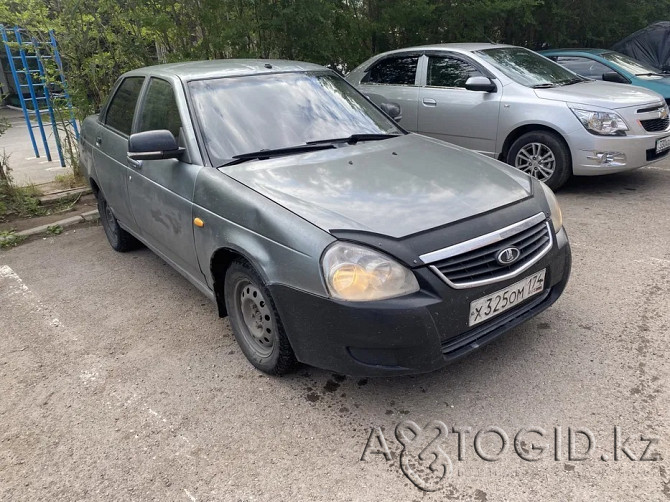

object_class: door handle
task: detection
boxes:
[422,98,437,107]
[127,157,143,169]
[95,136,102,146]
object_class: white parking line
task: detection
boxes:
[0,265,61,327]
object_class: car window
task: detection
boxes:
[554,56,611,80]
[427,56,483,88]
[137,78,182,138]
[104,77,144,136]
[363,56,419,85]
[601,51,663,76]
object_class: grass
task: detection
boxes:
[0,230,26,249]
[0,181,45,221]
[46,224,63,235]
[54,172,86,189]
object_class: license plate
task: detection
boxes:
[468,269,546,327]
[656,136,670,154]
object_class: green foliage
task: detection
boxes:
[46,224,63,235]
[0,230,26,248]
[1,0,669,115]
[0,150,44,220]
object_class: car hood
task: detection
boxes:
[534,80,664,109]
[636,77,670,99]
[220,135,531,239]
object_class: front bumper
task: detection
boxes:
[568,127,670,176]
[270,228,571,377]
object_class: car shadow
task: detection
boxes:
[559,166,666,196]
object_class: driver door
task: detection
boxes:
[417,53,502,156]
[126,77,204,283]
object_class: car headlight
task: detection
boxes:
[321,242,419,301]
[570,107,628,136]
[541,182,563,232]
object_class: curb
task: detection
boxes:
[16,209,100,237]
[39,187,92,204]
[1,210,100,247]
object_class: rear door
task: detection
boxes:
[93,76,145,232]
[126,77,204,282]
[355,54,421,130]
[417,53,501,156]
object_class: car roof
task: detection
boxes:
[122,59,327,81]
[374,42,517,56]
[540,48,611,56]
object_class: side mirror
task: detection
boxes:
[380,102,402,122]
[465,76,496,92]
[128,130,184,161]
[602,71,628,84]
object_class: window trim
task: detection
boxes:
[361,53,423,87]
[134,76,184,138]
[101,76,147,138]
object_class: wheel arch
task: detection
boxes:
[89,176,101,198]
[499,124,572,165]
[210,246,270,318]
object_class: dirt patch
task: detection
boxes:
[0,193,97,232]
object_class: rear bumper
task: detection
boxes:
[568,128,670,175]
[270,228,571,377]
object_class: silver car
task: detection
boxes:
[79,60,571,376]
[347,44,670,190]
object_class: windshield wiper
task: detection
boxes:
[307,133,401,145]
[219,144,336,167]
[635,72,664,77]
[531,82,557,88]
[557,77,585,86]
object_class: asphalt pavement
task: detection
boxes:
[1,163,670,501]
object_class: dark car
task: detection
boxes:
[79,59,571,376]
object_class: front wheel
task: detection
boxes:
[224,260,297,375]
[506,131,572,190]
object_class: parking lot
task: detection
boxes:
[1,162,669,500]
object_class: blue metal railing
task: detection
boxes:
[1,25,78,167]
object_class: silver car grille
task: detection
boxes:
[420,213,553,289]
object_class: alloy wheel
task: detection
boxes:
[514,142,556,181]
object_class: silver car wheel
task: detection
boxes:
[515,142,556,181]
[236,279,275,357]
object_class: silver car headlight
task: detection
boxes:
[570,107,628,136]
[322,242,419,301]
[541,182,563,232]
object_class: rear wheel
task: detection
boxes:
[507,131,572,190]
[97,192,141,252]
[224,259,297,375]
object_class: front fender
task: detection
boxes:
[192,167,335,297]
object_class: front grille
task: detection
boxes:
[429,218,552,288]
[640,116,670,132]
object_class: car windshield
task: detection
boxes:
[189,71,403,166]
[476,47,581,87]
[600,51,662,76]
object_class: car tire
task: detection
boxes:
[506,131,572,190]
[98,192,141,252]
[224,259,297,375]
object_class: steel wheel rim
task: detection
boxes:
[236,279,275,357]
[515,142,556,181]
